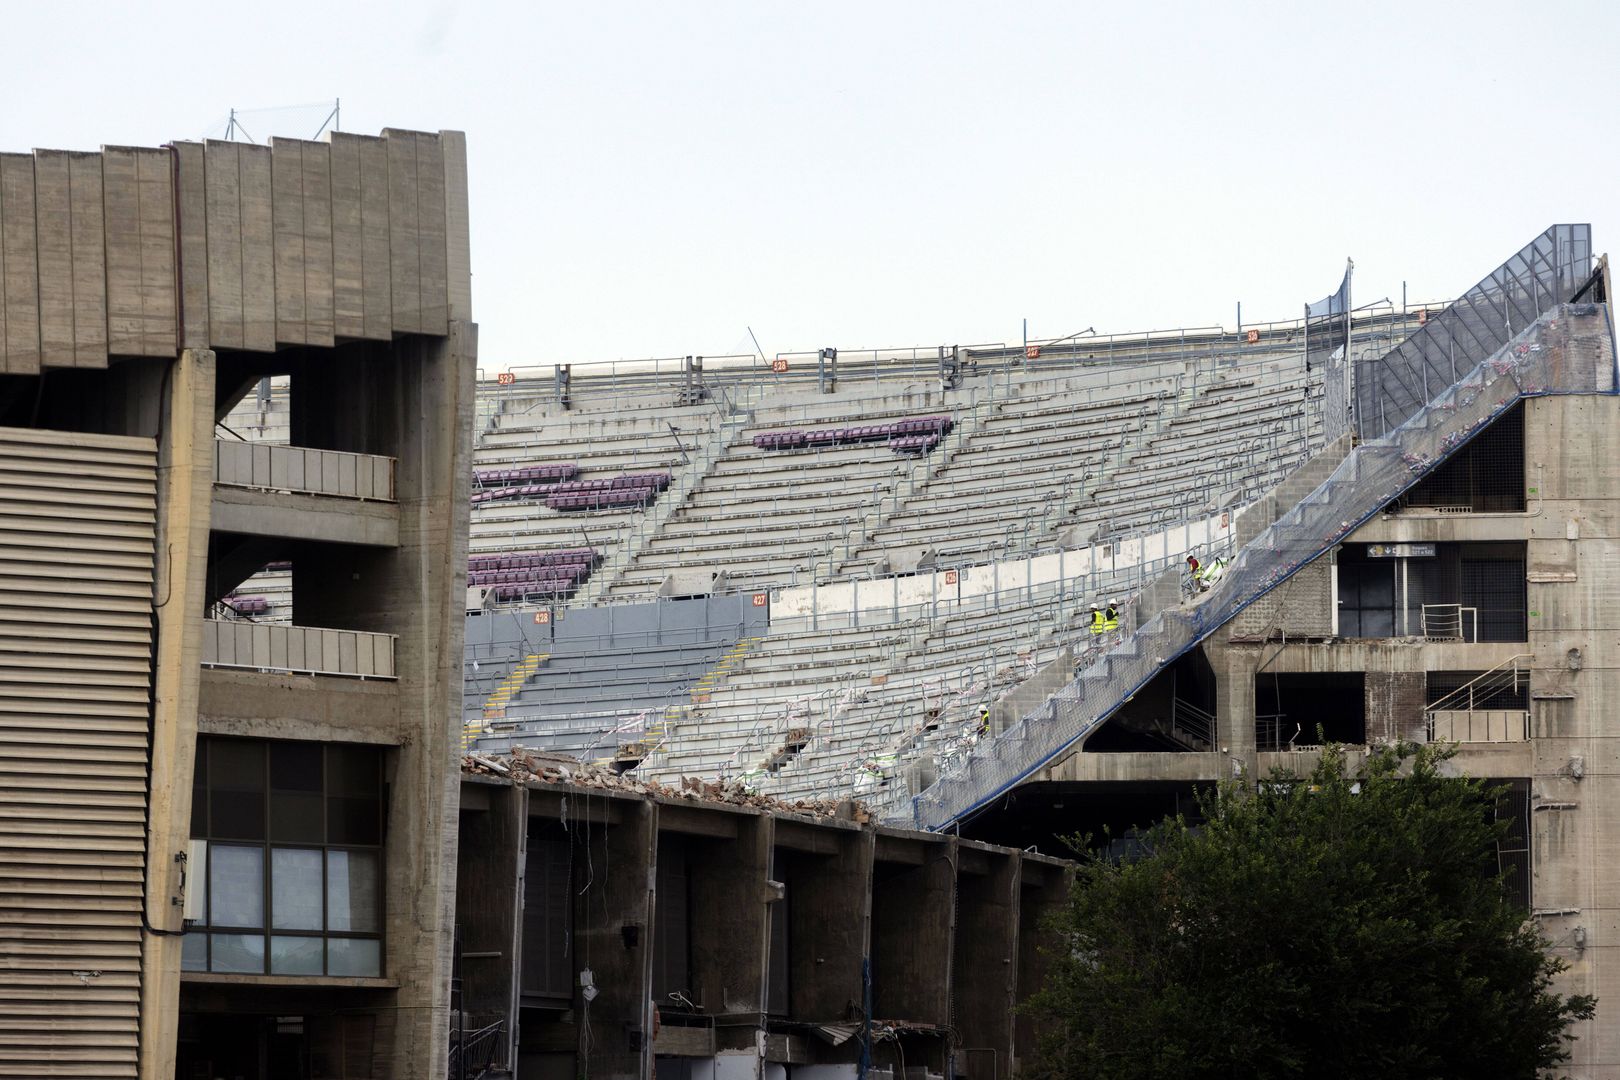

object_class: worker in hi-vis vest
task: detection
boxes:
[1089,603,1106,634]
[1103,599,1120,632]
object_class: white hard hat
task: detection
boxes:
[1109,597,1119,604]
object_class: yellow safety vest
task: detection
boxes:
[1103,607,1119,631]
[1089,610,1106,634]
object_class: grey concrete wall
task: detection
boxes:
[1229,555,1334,640]
[0,129,469,373]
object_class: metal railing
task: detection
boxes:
[448,1018,507,1079]
[1419,603,1479,642]
[1356,225,1592,439]
[1426,654,1531,743]
[201,619,397,679]
[214,440,396,501]
[903,301,1612,829]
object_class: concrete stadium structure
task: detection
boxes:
[202,208,1619,1075]
[0,128,474,1078]
[375,226,1620,1076]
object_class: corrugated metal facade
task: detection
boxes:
[0,427,156,1078]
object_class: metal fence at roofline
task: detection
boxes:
[902,301,1615,831]
[470,305,1442,414]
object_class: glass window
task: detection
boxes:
[327,746,381,845]
[327,850,379,934]
[270,935,325,976]
[210,844,264,929]
[270,743,324,843]
[327,937,381,978]
[191,737,383,977]
[271,848,324,931]
[210,933,265,974]
[181,931,208,973]
[209,740,266,840]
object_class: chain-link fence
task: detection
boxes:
[904,302,1615,830]
[1354,225,1592,440]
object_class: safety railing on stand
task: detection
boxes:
[903,299,1613,830]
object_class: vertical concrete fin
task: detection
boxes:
[34,150,76,369]
[173,141,209,350]
[0,153,40,374]
[416,132,448,334]
[67,151,108,367]
[271,136,308,345]
[107,146,177,359]
[238,143,275,352]
[441,130,472,324]
[301,138,335,347]
[203,140,244,350]
[384,128,423,335]
[328,131,365,339]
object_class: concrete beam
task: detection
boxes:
[210,483,400,547]
[1041,749,1222,785]
[197,667,402,743]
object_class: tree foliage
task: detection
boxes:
[1026,743,1594,1080]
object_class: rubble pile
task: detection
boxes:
[462,748,871,822]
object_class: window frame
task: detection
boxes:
[185,737,386,978]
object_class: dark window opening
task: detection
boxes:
[1495,779,1532,913]
[1337,542,1526,642]
[1255,672,1366,749]
[1398,402,1525,513]
[185,736,385,978]
[652,836,691,1003]
[1336,547,1395,638]
[766,847,789,1017]
[1086,652,1216,753]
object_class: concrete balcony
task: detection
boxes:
[212,441,399,546]
[201,618,396,679]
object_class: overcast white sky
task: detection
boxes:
[1,1,1614,367]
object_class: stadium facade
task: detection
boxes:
[0,118,1614,1080]
[0,130,475,1078]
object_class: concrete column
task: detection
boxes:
[138,348,216,1080]
[1213,643,1258,777]
[374,323,476,1077]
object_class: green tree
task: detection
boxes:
[1026,742,1594,1080]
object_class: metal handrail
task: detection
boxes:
[1426,654,1531,717]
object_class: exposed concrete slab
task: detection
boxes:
[210,483,399,546]
[1041,749,1223,784]
[197,667,402,743]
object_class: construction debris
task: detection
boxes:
[462,748,872,822]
